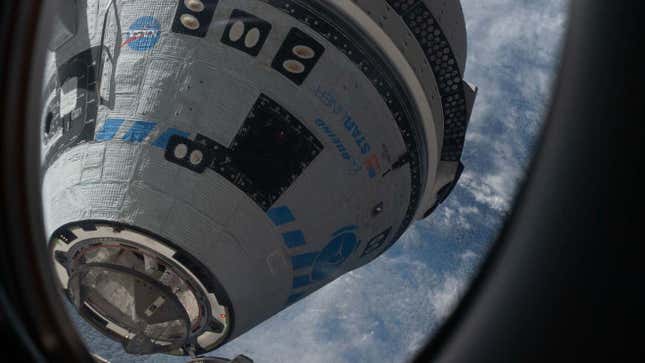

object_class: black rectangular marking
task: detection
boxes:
[164,135,215,174]
[221,9,272,57]
[271,28,325,85]
[226,94,323,207]
[171,0,219,38]
[164,95,323,211]
[56,229,78,244]
[79,222,98,231]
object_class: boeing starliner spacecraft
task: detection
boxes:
[41,0,476,356]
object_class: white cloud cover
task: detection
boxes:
[78,2,568,362]
[458,0,568,213]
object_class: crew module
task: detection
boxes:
[41,0,476,356]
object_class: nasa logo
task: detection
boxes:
[311,226,360,281]
[121,16,161,51]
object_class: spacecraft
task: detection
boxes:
[41,0,476,356]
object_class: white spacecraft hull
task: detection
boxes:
[42,0,475,355]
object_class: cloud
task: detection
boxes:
[429,272,466,320]
[460,170,514,212]
[458,0,568,213]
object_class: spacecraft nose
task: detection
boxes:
[52,225,230,355]
[70,264,190,354]
[43,0,473,356]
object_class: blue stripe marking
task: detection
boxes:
[122,120,156,142]
[287,292,306,305]
[291,253,318,270]
[95,118,124,141]
[152,128,190,149]
[282,230,306,248]
[292,275,311,289]
[267,206,295,226]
